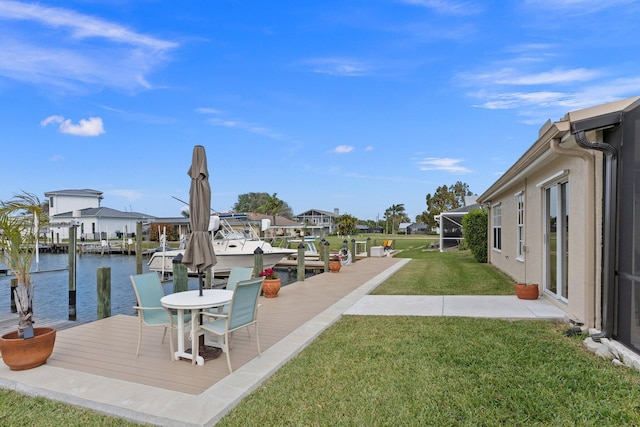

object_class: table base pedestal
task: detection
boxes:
[185,345,222,361]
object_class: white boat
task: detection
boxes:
[284,236,321,259]
[147,214,296,277]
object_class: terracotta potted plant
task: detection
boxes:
[0,192,56,370]
[328,254,342,272]
[259,267,281,298]
[328,247,350,273]
[515,282,539,300]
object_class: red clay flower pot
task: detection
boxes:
[515,283,539,300]
[263,278,281,298]
[0,327,56,370]
[329,261,342,272]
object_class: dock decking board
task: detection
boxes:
[26,257,403,395]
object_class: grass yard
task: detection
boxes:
[2,244,638,426]
[373,249,515,295]
[217,249,640,425]
[0,389,142,426]
[321,234,437,253]
[218,317,640,426]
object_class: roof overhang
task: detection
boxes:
[478,120,569,203]
[478,96,640,204]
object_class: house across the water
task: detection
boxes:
[45,189,155,242]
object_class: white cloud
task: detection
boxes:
[50,154,64,162]
[365,146,374,151]
[307,58,369,76]
[417,157,472,173]
[400,0,483,15]
[207,117,284,140]
[0,1,175,49]
[0,1,176,92]
[333,145,355,153]
[195,107,224,115]
[518,68,601,85]
[41,115,105,136]
[458,35,640,124]
[197,108,301,145]
[106,189,142,200]
[473,91,567,110]
[467,67,601,86]
[524,0,635,13]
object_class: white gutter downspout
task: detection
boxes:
[550,137,598,329]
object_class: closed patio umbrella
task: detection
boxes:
[182,145,216,296]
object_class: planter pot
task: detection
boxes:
[329,261,342,272]
[262,278,281,298]
[0,327,56,370]
[515,283,539,300]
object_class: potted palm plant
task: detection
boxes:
[0,192,56,370]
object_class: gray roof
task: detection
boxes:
[295,209,338,217]
[44,189,103,198]
[442,203,480,215]
[53,206,154,220]
[408,223,428,228]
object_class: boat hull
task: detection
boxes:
[147,249,294,276]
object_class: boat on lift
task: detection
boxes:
[147,214,295,277]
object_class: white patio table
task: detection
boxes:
[160,289,233,366]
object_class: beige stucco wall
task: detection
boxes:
[485,142,603,328]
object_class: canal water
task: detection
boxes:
[0,253,306,324]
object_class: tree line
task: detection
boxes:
[191,181,475,235]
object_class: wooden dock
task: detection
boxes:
[31,257,402,395]
[0,313,84,337]
[275,258,325,271]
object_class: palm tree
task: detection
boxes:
[384,203,406,234]
[258,193,284,228]
[0,192,49,336]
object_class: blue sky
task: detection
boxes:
[2,0,640,221]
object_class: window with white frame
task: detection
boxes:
[492,204,502,251]
[516,192,524,260]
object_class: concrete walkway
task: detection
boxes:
[0,257,566,426]
[346,294,566,319]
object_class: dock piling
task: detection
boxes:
[97,267,111,319]
[253,247,264,278]
[297,243,305,282]
[69,225,77,321]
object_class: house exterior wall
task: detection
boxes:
[46,191,102,216]
[480,97,640,355]
[487,182,523,282]
[49,215,143,241]
[486,150,603,328]
[294,209,337,235]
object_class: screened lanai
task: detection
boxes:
[437,204,479,251]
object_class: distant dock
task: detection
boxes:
[38,243,146,256]
[275,258,326,273]
[0,313,84,336]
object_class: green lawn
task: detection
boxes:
[0,389,142,426]
[216,249,640,426]
[373,249,515,295]
[218,317,640,426]
[3,246,640,426]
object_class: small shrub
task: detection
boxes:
[462,208,487,263]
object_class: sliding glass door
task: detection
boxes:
[544,182,569,301]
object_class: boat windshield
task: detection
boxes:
[213,218,261,241]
